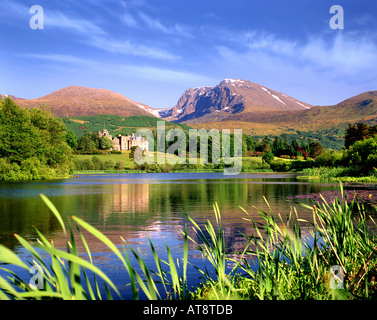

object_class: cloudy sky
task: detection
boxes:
[1,0,377,108]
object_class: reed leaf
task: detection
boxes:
[40,194,66,235]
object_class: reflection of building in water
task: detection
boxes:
[112,184,150,214]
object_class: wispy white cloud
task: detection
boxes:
[300,33,377,75]
[44,10,181,61]
[85,36,181,61]
[0,1,105,36]
[121,13,140,28]
[0,0,27,16]
[120,0,155,11]
[44,11,106,36]
[23,53,90,65]
[116,64,215,84]
[217,29,377,77]
[138,12,193,38]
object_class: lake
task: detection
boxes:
[0,172,357,299]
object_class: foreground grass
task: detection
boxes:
[0,185,376,300]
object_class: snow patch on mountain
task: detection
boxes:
[272,94,286,105]
[137,104,161,117]
[261,87,286,105]
[296,102,310,109]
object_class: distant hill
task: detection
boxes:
[1,94,24,100]
[62,114,192,138]
[266,90,377,130]
[15,86,158,118]
[160,79,313,123]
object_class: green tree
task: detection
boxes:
[243,135,258,152]
[309,141,325,158]
[100,136,113,150]
[66,130,78,150]
[344,136,377,174]
[262,150,274,164]
[261,136,270,152]
[78,134,96,153]
[272,136,290,156]
[344,122,373,149]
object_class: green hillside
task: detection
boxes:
[253,126,346,150]
[62,114,192,138]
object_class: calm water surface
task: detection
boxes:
[0,172,343,298]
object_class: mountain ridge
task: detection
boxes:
[14,85,156,118]
[160,79,313,123]
[10,80,314,122]
[266,90,377,128]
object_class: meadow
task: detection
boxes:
[73,152,272,174]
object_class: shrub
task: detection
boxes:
[115,161,126,170]
[262,150,274,164]
[83,159,94,170]
[315,150,343,167]
[270,160,291,172]
[91,156,103,170]
[103,160,115,170]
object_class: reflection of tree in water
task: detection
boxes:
[0,193,63,251]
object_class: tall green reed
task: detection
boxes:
[235,184,377,300]
[0,194,190,300]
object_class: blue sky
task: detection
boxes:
[1,0,377,109]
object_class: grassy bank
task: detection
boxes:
[299,167,377,183]
[72,153,273,174]
[71,152,377,181]
[0,185,376,300]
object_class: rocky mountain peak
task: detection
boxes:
[160,79,313,123]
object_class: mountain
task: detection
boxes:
[160,79,313,123]
[188,90,377,150]
[268,90,377,130]
[14,86,157,118]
